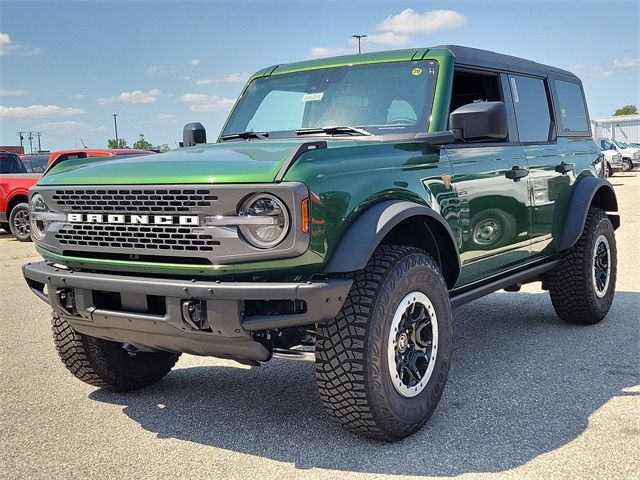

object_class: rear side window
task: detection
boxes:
[0,154,27,174]
[509,75,552,143]
[555,80,589,133]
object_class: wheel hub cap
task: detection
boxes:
[387,291,438,398]
[592,234,611,298]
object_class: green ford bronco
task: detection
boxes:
[23,45,619,441]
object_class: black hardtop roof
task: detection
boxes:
[435,44,577,79]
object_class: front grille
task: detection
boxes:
[56,224,219,252]
[51,188,218,214]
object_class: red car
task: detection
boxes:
[0,151,41,241]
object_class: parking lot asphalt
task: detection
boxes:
[1,173,639,480]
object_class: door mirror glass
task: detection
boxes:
[449,101,508,141]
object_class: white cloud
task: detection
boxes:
[195,72,251,85]
[152,113,178,124]
[0,104,85,118]
[0,88,27,96]
[191,59,201,66]
[572,57,640,78]
[309,47,354,58]
[0,32,41,56]
[67,93,86,99]
[179,93,235,112]
[612,58,640,69]
[98,89,161,105]
[362,32,410,46]
[378,9,467,34]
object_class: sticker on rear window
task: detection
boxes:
[412,67,422,76]
[302,92,324,102]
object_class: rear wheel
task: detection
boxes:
[52,315,180,391]
[9,203,31,242]
[547,208,616,324]
[315,245,452,441]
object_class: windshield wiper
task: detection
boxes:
[220,131,269,141]
[295,125,372,136]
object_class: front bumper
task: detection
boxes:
[23,261,351,361]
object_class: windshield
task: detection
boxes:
[0,154,27,174]
[612,139,629,148]
[222,60,439,139]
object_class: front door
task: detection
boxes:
[444,145,531,286]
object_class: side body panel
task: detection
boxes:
[443,146,531,285]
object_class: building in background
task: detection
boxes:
[591,114,640,143]
[0,146,25,154]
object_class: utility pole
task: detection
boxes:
[112,113,119,143]
[35,131,41,152]
[28,132,33,153]
[17,131,25,147]
[351,34,367,54]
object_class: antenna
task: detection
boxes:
[80,138,87,148]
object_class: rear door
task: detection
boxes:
[507,73,569,258]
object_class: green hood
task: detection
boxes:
[39,140,340,185]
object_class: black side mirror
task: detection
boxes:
[181,122,207,147]
[449,101,508,141]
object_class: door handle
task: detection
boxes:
[555,162,575,174]
[505,165,529,182]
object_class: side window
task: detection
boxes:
[554,80,589,133]
[601,140,612,150]
[509,75,552,142]
[449,69,504,142]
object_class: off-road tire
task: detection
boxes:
[315,245,452,441]
[9,202,32,242]
[0,222,9,234]
[52,314,180,391]
[547,208,616,324]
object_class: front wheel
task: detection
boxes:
[621,159,633,172]
[52,315,180,391]
[9,202,32,242]
[547,208,616,324]
[315,245,452,441]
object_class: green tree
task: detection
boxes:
[155,144,171,153]
[107,138,128,148]
[133,133,153,150]
[613,104,637,116]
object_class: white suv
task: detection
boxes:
[599,138,640,172]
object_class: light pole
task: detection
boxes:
[112,113,119,143]
[351,34,367,54]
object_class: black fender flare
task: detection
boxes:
[323,200,460,286]
[557,176,619,251]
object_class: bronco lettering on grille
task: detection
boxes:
[67,214,199,226]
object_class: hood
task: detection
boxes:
[38,140,355,186]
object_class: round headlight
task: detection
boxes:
[238,194,289,248]
[30,193,51,241]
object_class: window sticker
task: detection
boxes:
[510,77,519,103]
[302,92,324,102]
[412,67,422,76]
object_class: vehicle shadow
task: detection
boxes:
[90,290,639,476]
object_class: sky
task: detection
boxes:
[1,0,639,152]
